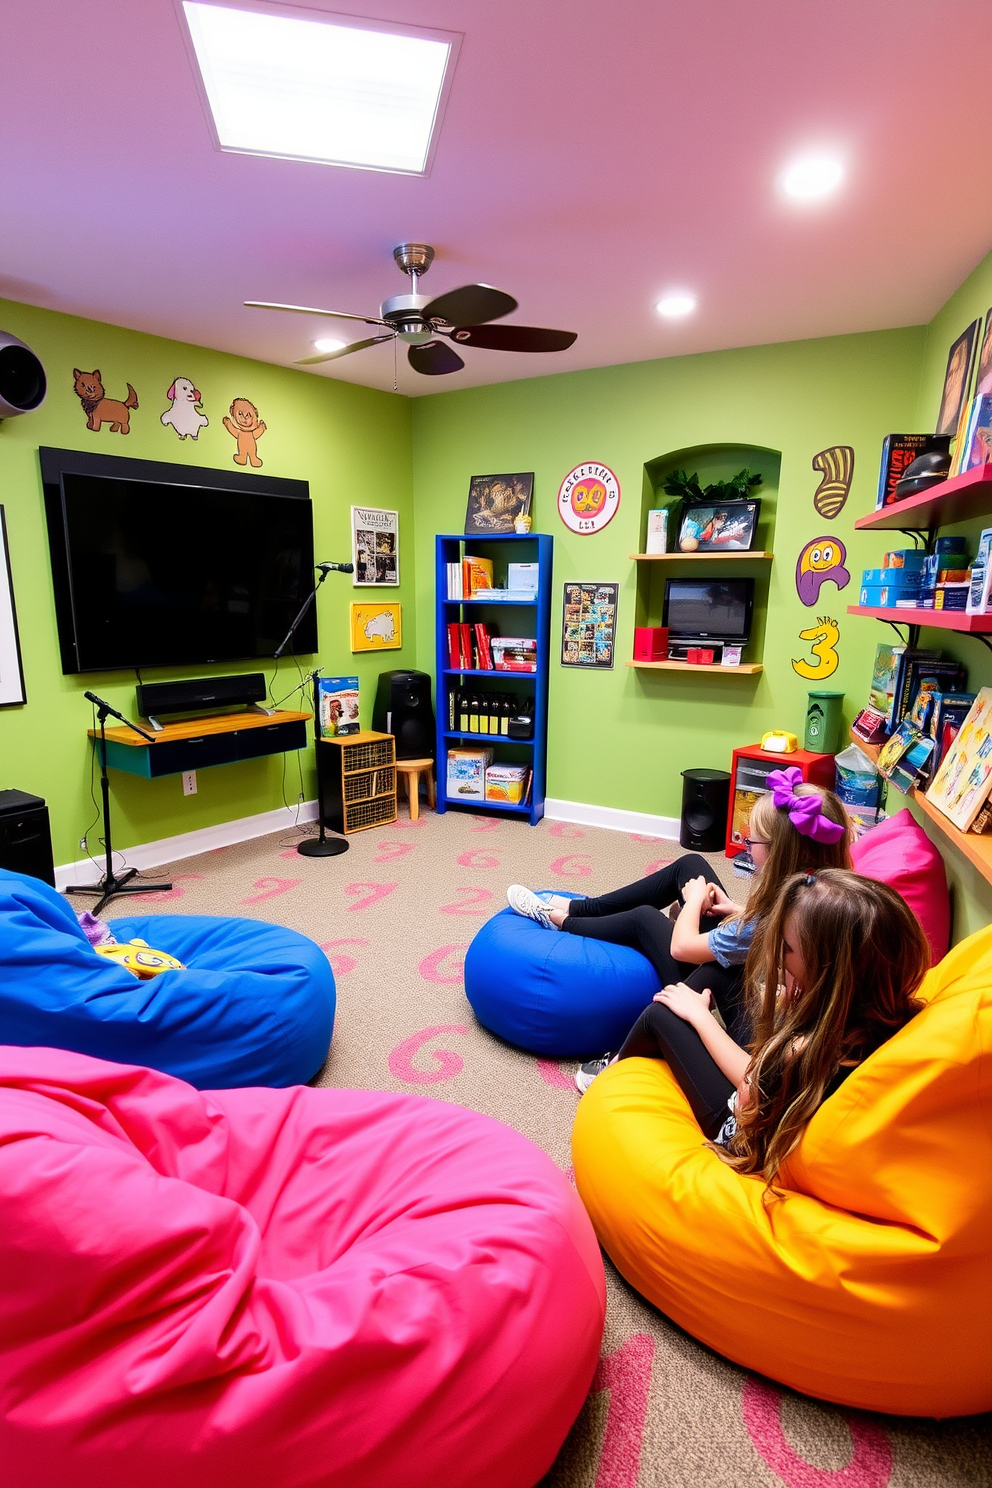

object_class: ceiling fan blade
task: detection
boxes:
[245,301,389,329]
[295,334,394,365]
[448,324,577,353]
[423,284,517,327]
[408,340,465,376]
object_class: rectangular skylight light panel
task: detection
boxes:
[181,2,457,175]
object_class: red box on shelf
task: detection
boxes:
[633,626,669,660]
[687,647,715,665]
[725,744,838,858]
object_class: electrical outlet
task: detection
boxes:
[182,771,197,797]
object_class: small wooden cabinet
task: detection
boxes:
[318,731,397,834]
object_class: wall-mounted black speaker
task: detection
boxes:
[0,332,47,419]
[0,790,55,886]
[680,768,730,852]
[372,670,435,759]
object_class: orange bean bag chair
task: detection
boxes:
[572,923,992,1417]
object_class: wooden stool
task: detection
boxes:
[395,758,435,821]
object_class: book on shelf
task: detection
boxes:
[925,687,992,831]
[876,720,935,795]
[875,434,951,509]
[951,394,992,477]
[446,562,464,600]
[463,555,494,597]
[867,642,906,723]
[473,622,494,671]
[491,636,538,672]
[928,692,977,780]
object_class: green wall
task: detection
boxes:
[412,327,924,813]
[0,298,413,867]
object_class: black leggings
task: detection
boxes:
[617,1002,736,1139]
[563,855,749,1042]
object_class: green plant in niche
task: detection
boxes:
[662,467,763,502]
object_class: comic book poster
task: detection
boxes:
[560,582,618,668]
[351,507,399,586]
[925,686,992,830]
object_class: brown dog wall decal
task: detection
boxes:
[223,397,266,467]
[72,369,139,434]
[811,444,855,519]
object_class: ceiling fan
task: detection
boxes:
[245,243,577,377]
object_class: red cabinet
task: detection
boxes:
[726,744,837,857]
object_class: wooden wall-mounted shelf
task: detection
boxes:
[626,659,763,676]
[848,730,992,886]
[630,550,773,562]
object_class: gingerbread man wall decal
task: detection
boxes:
[223,397,266,467]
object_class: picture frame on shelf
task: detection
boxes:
[936,320,980,437]
[0,507,26,707]
[676,498,759,553]
[464,473,534,534]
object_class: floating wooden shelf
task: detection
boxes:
[92,708,310,746]
[626,659,763,675]
[848,730,992,886]
[854,463,992,532]
[846,605,992,632]
[630,550,774,561]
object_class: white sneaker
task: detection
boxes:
[506,884,557,929]
[575,1053,616,1094]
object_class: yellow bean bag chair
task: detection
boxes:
[572,923,992,1417]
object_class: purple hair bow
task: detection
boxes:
[767,766,845,844]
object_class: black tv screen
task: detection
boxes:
[662,577,754,642]
[41,449,316,673]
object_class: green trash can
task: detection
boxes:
[805,690,844,755]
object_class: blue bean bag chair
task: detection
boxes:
[464,895,659,1058]
[0,869,334,1088]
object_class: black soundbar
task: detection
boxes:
[136,673,268,720]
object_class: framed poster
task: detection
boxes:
[464,473,533,534]
[351,506,399,586]
[561,582,618,668]
[676,498,759,552]
[0,508,26,706]
[350,601,402,652]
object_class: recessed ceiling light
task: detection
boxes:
[313,337,346,353]
[655,293,697,319]
[779,154,845,202]
[181,1,460,175]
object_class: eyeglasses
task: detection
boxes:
[742,836,769,849]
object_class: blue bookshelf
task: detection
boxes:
[435,532,553,826]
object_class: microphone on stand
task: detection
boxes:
[315,560,354,574]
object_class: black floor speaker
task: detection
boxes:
[0,789,56,886]
[372,670,435,759]
[679,769,730,853]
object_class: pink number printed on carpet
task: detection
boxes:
[418,945,467,984]
[240,876,302,904]
[591,1333,655,1488]
[388,1024,469,1084]
[134,873,204,901]
[550,854,593,878]
[374,841,417,863]
[742,1379,892,1487]
[538,1059,576,1092]
[320,939,369,975]
[344,882,398,911]
[548,822,585,838]
[456,849,500,868]
[440,888,494,916]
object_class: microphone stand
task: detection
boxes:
[273,568,349,858]
[67,695,173,914]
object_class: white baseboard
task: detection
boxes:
[544,797,680,840]
[55,801,318,890]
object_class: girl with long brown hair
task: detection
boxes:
[604,870,929,1184]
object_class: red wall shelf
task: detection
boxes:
[846,604,992,633]
[854,464,992,532]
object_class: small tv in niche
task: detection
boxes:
[41,448,317,674]
[662,576,755,647]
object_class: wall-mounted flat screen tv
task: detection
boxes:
[662,576,754,643]
[41,448,317,674]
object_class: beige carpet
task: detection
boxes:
[102,805,992,1488]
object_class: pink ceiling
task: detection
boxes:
[2,0,991,396]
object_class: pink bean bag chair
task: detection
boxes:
[851,806,950,963]
[0,1048,605,1488]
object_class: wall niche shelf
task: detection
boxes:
[854,464,992,533]
[630,550,774,562]
[626,659,763,676]
[633,442,781,675]
[849,731,992,886]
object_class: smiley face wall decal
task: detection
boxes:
[795,536,850,606]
